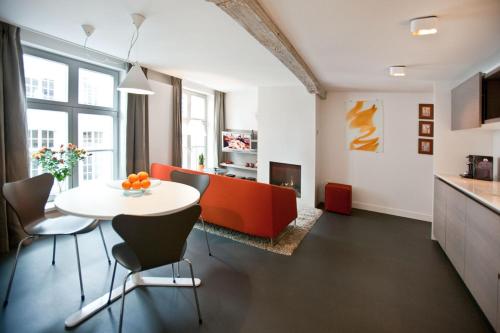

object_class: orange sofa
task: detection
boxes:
[151,163,298,239]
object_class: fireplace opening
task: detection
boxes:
[269,162,301,198]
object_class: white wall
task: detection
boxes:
[148,76,173,167]
[225,88,258,130]
[257,86,316,208]
[317,91,434,222]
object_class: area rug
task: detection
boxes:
[194,208,323,256]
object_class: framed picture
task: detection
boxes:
[418,138,433,155]
[418,121,434,137]
[419,104,434,120]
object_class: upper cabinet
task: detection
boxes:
[451,73,483,130]
[484,67,500,123]
[451,66,500,130]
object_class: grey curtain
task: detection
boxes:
[0,22,29,253]
[214,90,225,166]
[171,77,182,167]
[126,66,150,174]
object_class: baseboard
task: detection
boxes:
[352,201,432,223]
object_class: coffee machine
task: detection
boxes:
[461,155,474,179]
[461,155,493,181]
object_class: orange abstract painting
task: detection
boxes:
[345,100,383,152]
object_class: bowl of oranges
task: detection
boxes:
[121,171,156,196]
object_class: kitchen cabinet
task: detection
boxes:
[433,177,500,330]
[451,72,483,130]
[432,179,446,248]
[445,186,467,277]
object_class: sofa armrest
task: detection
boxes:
[271,186,298,238]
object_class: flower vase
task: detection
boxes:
[55,180,64,195]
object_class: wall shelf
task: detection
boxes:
[222,149,257,155]
[220,163,257,172]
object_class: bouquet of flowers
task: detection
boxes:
[32,143,90,186]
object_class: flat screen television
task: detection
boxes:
[222,131,251,151]
[484,68,500,121]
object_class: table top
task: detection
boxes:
[54,180,200,220]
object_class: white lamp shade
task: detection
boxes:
[118,64,155,95]
[410,16,438,36]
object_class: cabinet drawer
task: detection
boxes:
[445,186,467,276]
[465,199,500,327]
[433,179,447,248]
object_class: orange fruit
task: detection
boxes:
[141,179,151,189]
[122,180,132,190]
[137,171,149,181]
[128,173,139,183]
[132,181,142,190]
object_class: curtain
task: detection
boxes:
[171,77,182,167]
[126,66,150,174]
[214,90,225,166]
[0,22,29,253]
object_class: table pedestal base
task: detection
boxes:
[64,274,201,329]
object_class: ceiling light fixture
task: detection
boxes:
[389,66,406,77]
[410,16,438,36]
[117,13,154,95]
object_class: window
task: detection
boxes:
[24,47,119,193]
[182,90,208,170]
[24,54,68,102]
[78,68,115,108]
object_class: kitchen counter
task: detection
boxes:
[435,174,500,214]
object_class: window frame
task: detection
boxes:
[182,89,208,170]
[24,46,120,189]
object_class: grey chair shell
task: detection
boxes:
[2,173,110,306]
[108,205,203,333]
[170,170,212,256]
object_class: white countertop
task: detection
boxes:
[435,174,500,214]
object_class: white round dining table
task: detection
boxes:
[56,180,201,329]
[55,180,200,220]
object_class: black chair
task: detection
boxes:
[2,173,110,305]
[107,205,203,333]
[170,170,212,256]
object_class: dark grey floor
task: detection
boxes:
[0,209,493,333]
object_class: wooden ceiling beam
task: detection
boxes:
[207,0,327,99]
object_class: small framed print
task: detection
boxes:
[419,104,434,120]
[418,121,434,137]
[418,138,433,155]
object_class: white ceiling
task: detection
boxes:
[0,0,300,92]
[260,0,500,92]
[0,0,499,92]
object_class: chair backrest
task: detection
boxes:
[170,170,210,201]
[2,173,53,230]
[112,205,201,271]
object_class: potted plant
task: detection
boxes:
[198,153,205,171]
[32,143,90,193]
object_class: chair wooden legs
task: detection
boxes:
[183,259,202,324]
[74,235,85,301]
[3,236,35,307]
[52,235,57,265]
[118,272,133,333]
[200,216,212,256]
[97,222,112,265]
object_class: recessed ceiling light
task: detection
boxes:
[389,66,406,77]
[410,16,438,36]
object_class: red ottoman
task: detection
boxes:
[325,183,352,215]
